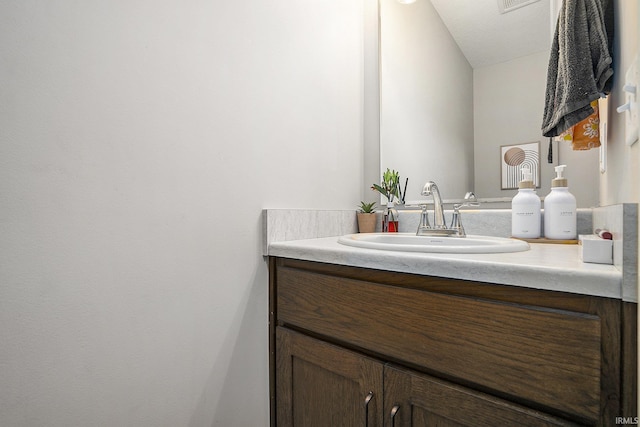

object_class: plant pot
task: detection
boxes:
[357,212,377,233]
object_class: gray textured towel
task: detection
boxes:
[541,0,614,138]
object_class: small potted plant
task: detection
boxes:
[357,201,377,233]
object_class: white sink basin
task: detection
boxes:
[337,233,530,254]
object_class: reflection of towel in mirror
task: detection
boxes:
[558,100,601,150]
[541,0,613,138]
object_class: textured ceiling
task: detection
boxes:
[429,0,551,68]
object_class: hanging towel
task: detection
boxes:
[558,99,601,150]
[541,0,614,138]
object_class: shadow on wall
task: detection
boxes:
[188,259,270,426]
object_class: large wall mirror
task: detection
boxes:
[379,0,600,208]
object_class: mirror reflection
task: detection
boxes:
[379,0,600,208]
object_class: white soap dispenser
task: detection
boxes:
[544,164,577,239]
[511,166,541,238]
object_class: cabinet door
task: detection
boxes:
[383,365,578,427]
[276,327,384,427]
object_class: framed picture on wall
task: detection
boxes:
[500,142,540,190]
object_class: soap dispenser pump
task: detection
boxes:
[511,166,541,238]
[544,165,577,239]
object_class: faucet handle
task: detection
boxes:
[418,203,431,229]
[449,209,465,236]
[449,192,477,237]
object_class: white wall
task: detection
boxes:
[0,1,366,426]
[473,51,599,207]
[363,0,381,198]
[379,0,474,202]
[601,0,639,207]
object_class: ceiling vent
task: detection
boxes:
[497,0,540,14]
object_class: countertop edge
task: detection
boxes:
[268,237,624,301]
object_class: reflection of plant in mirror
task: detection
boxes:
[358,201,377,213]
[372,168,400,202]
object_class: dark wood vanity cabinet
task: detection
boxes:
[269,257,637,426]
[276,327,384,426]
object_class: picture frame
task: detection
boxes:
[500,141,540,190]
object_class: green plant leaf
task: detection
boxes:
[371,183,386,194]
[358,201,377,213]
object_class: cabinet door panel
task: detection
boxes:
[276,327,384,427]
[383,365,579,427]
[277,266,601,421]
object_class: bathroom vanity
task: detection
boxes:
[269,256,636,426]
[264,208,638,426]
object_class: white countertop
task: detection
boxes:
[268,236,623,299]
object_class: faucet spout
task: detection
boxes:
[421,181,446,228]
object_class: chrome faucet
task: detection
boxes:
[417,183,479,238]
[421,181,446,228]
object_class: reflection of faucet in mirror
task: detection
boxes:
[417,183,479,238]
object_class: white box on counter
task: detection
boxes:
[579,234,613,264]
